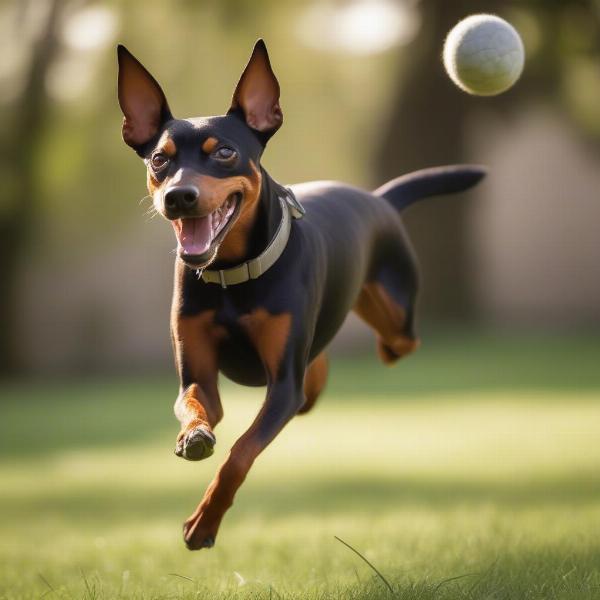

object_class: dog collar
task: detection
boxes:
[201,188,304,288]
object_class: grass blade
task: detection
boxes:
[168,573,196,583]
[433,572,478,593]
[38,573,56,597]
[334,535,394,595]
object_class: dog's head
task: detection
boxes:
[117,40,282,269]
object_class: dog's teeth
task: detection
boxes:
[209,196,238,237]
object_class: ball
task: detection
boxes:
[443,14,525,96]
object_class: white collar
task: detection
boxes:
[200,189,304,288]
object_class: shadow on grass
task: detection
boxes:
[0,378,176,459]
[3,470,600,526]
[2,330,600,460]
[330,329,600,398]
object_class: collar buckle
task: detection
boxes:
[218,270,227,289]
[282,188,305,219]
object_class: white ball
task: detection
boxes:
[443,14,525,96]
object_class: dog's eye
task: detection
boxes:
[213,146,237,162]
[151,153,169,171]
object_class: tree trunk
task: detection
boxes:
[373,0,485,320]
[0,0,62,376]
[373,0,598,321]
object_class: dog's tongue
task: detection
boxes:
[175,216,213,256]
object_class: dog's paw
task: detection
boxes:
[175,425,216,461]
[183,514,217,550]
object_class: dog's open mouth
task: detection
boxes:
[172,192,242,268]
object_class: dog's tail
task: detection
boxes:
[373,165,486,212]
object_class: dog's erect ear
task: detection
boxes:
[228,39,282,142]
[117,45,172,151]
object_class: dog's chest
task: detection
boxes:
[211,303,270,387]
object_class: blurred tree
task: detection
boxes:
[1,0,599,375]
[374,0,600,321]
[374,0,474,321]
[0,0,64,375]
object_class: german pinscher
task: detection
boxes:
[117,40,485,550]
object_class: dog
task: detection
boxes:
[117,39,485,550]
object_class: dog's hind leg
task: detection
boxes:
[299,352,328,414]
[353,253,420,365]
[354,280,419,364]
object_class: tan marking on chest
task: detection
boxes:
[238,308,291,379]
[172,310,227,382]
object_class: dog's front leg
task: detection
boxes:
[183,366,305,550]
[173,381,220,461]
[172,310,224,461]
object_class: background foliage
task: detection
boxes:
[1,0,599,374]
[1,2,600,598]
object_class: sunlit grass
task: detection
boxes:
[1,337,600,598]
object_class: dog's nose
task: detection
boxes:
[164,185,199,215]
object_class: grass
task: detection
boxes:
[1,331,600,599]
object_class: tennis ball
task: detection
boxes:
[443,14,525,96]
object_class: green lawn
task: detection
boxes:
[1,332,600,599]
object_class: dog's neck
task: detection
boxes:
[211,166,283,270]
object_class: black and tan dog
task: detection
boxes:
[117,40,485,550]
